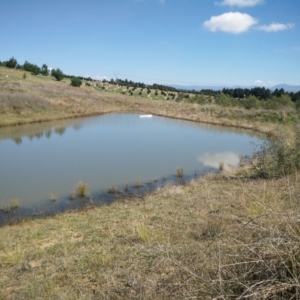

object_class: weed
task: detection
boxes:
[193,217,225,240]
[76,181,88,197]
[1,202,11,213]
[50,194,58,202]
[135,178,143,188]
[252,125,300,178]
[219,161,224,171]
[176,168,184,178]
[70,190,76,200]
[9,198,20,209]
[135,223,150,243]
[107,185,116,194]
[124,183,129,192]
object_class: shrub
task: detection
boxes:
[51,68,64,81]
[243,95,261,109]
[70,77,82,87]
[252,125,300,178]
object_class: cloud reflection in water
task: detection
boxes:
[198,152,240,169]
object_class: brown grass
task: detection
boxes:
[0,66,287,137]
[1,66,300,298]
[0,172,300,299]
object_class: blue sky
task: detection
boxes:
[1,0,299,86]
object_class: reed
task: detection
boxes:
[219,161,224,171]
[124,183,129,192]
[176,167,184,177]
[1,202,11,213]
[49,194,58,202]
[135,178,143,188]
[9,198,20,209]
[107,185,116,194]
[70,190,76,200]
[76,181,88,197]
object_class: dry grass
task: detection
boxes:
[1,173,300,299]
[1,66,300,298]
[76,181,89,197]
[0,66,287,137]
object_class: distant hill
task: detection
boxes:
[271,84,300,92]
[170,84,300,93]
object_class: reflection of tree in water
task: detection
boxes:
[73,124,83,131]
[13,137,22,145]
[54,127,66,136]
[34,132,44,139]
[45,130,52,139]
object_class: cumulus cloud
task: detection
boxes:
[257,23,294,32]
[255,79,263,84]
[218,0,264,7]
[203,12,258,34]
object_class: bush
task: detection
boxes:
[51,68,64,81]
[70,77,82,87]
[252,125,300,178]
[243,95,261,109]
[215,93,231,106]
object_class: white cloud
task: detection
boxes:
[203,12,258,34]
[255,79,263,84]
[218,0,264,7]
[94,75,110,81]
[257,23,294,32]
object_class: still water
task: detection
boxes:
[0,113,263,220]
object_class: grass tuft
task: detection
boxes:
[135,223,150,243]
[135,178,143,188]
[219,161,224,171]
[70,190,76,200]
[176,167,184,177]
[76,181,88,197]
[49,193,58,202]
[9,198,20,209]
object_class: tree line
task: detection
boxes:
[0,57,82,86]
[1,57,299,103]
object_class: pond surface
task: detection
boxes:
[0,113,263,222]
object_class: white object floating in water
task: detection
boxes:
[139,114,153,118]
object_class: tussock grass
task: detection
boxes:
[76,181,88,197]
[9,198,20,209]
[49,193,58,202]
[176,167,184,177]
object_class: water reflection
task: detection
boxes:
[0,118,86,145]
[0,113,263,222]
[198,152,240,169]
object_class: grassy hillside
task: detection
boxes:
[1,67,300,299]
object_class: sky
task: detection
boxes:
[1,0,299,87]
